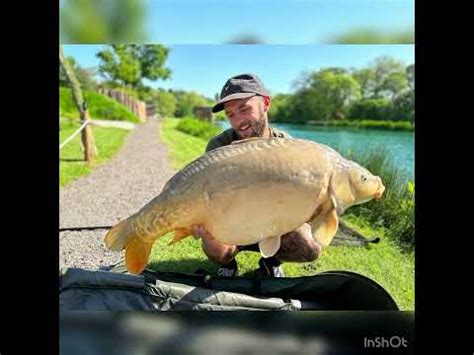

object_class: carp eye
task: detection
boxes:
[361,175,368,182]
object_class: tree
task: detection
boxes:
[96,45,141,88]
[136,85,155,103]
[394,63,415,122]
[60,0,147,43]
[154,90,177,118]
[370,56,408,99]
[96,45,171,100]
[348,98,393,121]
[136,45,172,82]
[406,63,415,90]
[269,93,293,122]
[173,90,211,118]
[75,67,98,91]
[290,69,313,92]
[293,68,361,121]
[59,56,98,90]
[59,46,97,163]
[391,89,414,121]
[353,68,376,98]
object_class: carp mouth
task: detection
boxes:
[374,181,385,200]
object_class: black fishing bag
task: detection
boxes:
[59,266,398,311]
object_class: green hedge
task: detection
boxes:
[330,120,413,131]
[176,117,222,141]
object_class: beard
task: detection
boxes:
[236,119,266,139]
[235,111,267,139]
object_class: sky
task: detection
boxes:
[145,0,414,44]
[60,0,414,44]
[63,44,414,99]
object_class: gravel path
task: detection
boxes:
[59,118,176,270]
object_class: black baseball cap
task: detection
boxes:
[212,73,270,113]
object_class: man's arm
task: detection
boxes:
[205,138,220,153]
[205,128,234,153]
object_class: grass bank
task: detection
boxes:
[332,119,413,131]
[305,119,414,131]
[60,120,131,187]
[60,87,140,123]
[345,147,415,250]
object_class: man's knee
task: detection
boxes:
[276,224,321,263]
[201,239,238,265]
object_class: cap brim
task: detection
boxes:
[211,92,257,113]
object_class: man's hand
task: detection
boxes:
[193,224,239,265]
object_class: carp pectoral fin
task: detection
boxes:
[325,172,341,210]
[125,238,154,275]
[259,236,281,258]
[311,209,339,247]
[168,228,191,246]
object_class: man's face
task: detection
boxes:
[224,95,269,139]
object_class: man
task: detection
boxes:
[192,73,321,277]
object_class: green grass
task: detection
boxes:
[176,116,222,141]
[160,117,210,169]
[154,117,414,310]
[60,120,131,187]
[60,87,140,123]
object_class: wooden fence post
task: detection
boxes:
[59,46,97,164]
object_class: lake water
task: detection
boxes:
[218,121,414,179]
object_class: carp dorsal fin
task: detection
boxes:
[258,235,281,258]
[230,137,267,145]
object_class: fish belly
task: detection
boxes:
[203,181,320,246]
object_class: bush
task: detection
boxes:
[213,111,228,121]
[328,119,413,131]
[348,98,392,121]
[176,117,222,141]
[60,87,140,123]
[154,90,177,118]
[344,147,415,249]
